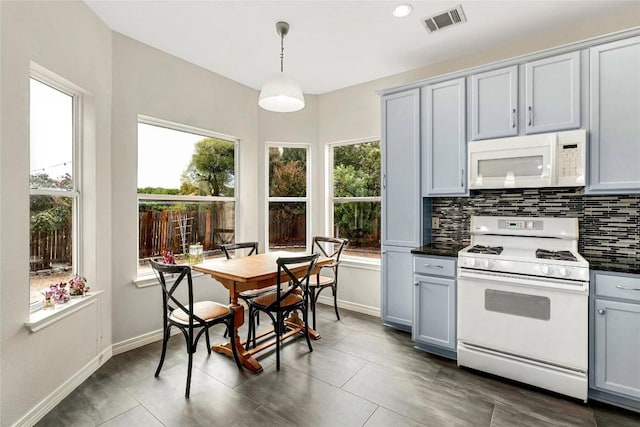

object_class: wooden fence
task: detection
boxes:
[30,229,72,271]
[138,202,235,258]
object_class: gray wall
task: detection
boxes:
[1,2,112,424]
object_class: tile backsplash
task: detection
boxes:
[428,188,640,271]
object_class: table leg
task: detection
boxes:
[211,291,263,373]
[286,310,321,340]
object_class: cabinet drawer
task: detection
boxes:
[595,273,640,303]
[414,256,456,277]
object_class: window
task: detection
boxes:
[29,77,80,305]
[266,143,310,252]
[329,139,381,259]
[137,119,237,275]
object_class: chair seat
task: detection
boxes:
[170,301,230,324]
[239,284,278,299]
[299,275,335,287]
[251,291,302,309]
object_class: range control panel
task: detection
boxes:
[498,219,543,231]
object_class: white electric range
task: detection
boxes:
[457,216,589,401]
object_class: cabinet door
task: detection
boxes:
[594,299,640,399]
[470,65,518,140]
[413,275,456,350]
[589,36,640,193]
[525,51,580,134]
[381,246,413,329]
[422,78,467,196]
[381,89,421,247]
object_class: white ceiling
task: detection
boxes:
[85,1,637,95]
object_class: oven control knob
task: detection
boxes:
[481,259,493,269]
[464,258,476,267]
[540,265,553,275]
[557,267,571,277]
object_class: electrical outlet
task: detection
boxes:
[432,217,440,229]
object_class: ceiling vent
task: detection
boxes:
[423,5,467,33]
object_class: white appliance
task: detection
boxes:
[457,216,589,401]
[468,129,586,189]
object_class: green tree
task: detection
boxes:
[181,138,235,196]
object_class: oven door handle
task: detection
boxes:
[457,268,588,293]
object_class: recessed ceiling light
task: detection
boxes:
[393,4,413,18]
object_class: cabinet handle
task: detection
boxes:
[597,309,606,315]
[383,174,386,190]
[424,264,444,268]
[460,169,464,187]
[616,285,640,291]
[528,106,532,126]
[511,108,516,128]
[414,282,419,287]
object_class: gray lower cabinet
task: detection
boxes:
[412,255,456,359]
[590,271,640,412]
[588,36,640,194]
[421,78,467,197]
[381,246,413,331]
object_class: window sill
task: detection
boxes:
[340,257,381,271]
[26,290,104,333]
[133,271,205,288]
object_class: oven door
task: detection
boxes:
[457,269,587,371]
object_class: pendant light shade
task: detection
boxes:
[259,21,305,113]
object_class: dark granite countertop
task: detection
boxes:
[411,243,465,258]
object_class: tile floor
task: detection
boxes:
[37,306,640,426]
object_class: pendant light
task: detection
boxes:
[258,21,305,113]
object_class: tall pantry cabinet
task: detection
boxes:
[380,89,421,331]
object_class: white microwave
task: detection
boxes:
[468,129,586,189]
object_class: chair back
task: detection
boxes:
[221,242,259,259]
[271,253,320,310]
[150,259,203,327]
[312,236,348,264]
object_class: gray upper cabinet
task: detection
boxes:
[421,78,467,197]
[381,89,421,247]
[588,36,640,194]
[470,65,518,140]
[524,51,581,134]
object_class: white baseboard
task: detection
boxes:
[316,295,380,318]
[112,328,168,355]
[14,346,112,427]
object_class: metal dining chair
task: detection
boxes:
[307,236,349,329]
[246,253,320,370]
[220,242,274,348]
[150,259,241,398]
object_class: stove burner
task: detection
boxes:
[535,249,577,262]
[468,245,503,255]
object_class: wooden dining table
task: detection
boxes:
[192,251,331,374]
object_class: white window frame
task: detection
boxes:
[136,115,239,277]
[326,137,381,263]
[265,142,311,253]
[29,69,83,311]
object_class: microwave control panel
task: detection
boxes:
[558,143,583,178]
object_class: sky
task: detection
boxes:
[30,77,205,189]
[30,79,73,181]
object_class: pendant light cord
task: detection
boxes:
[280,33,284,72]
